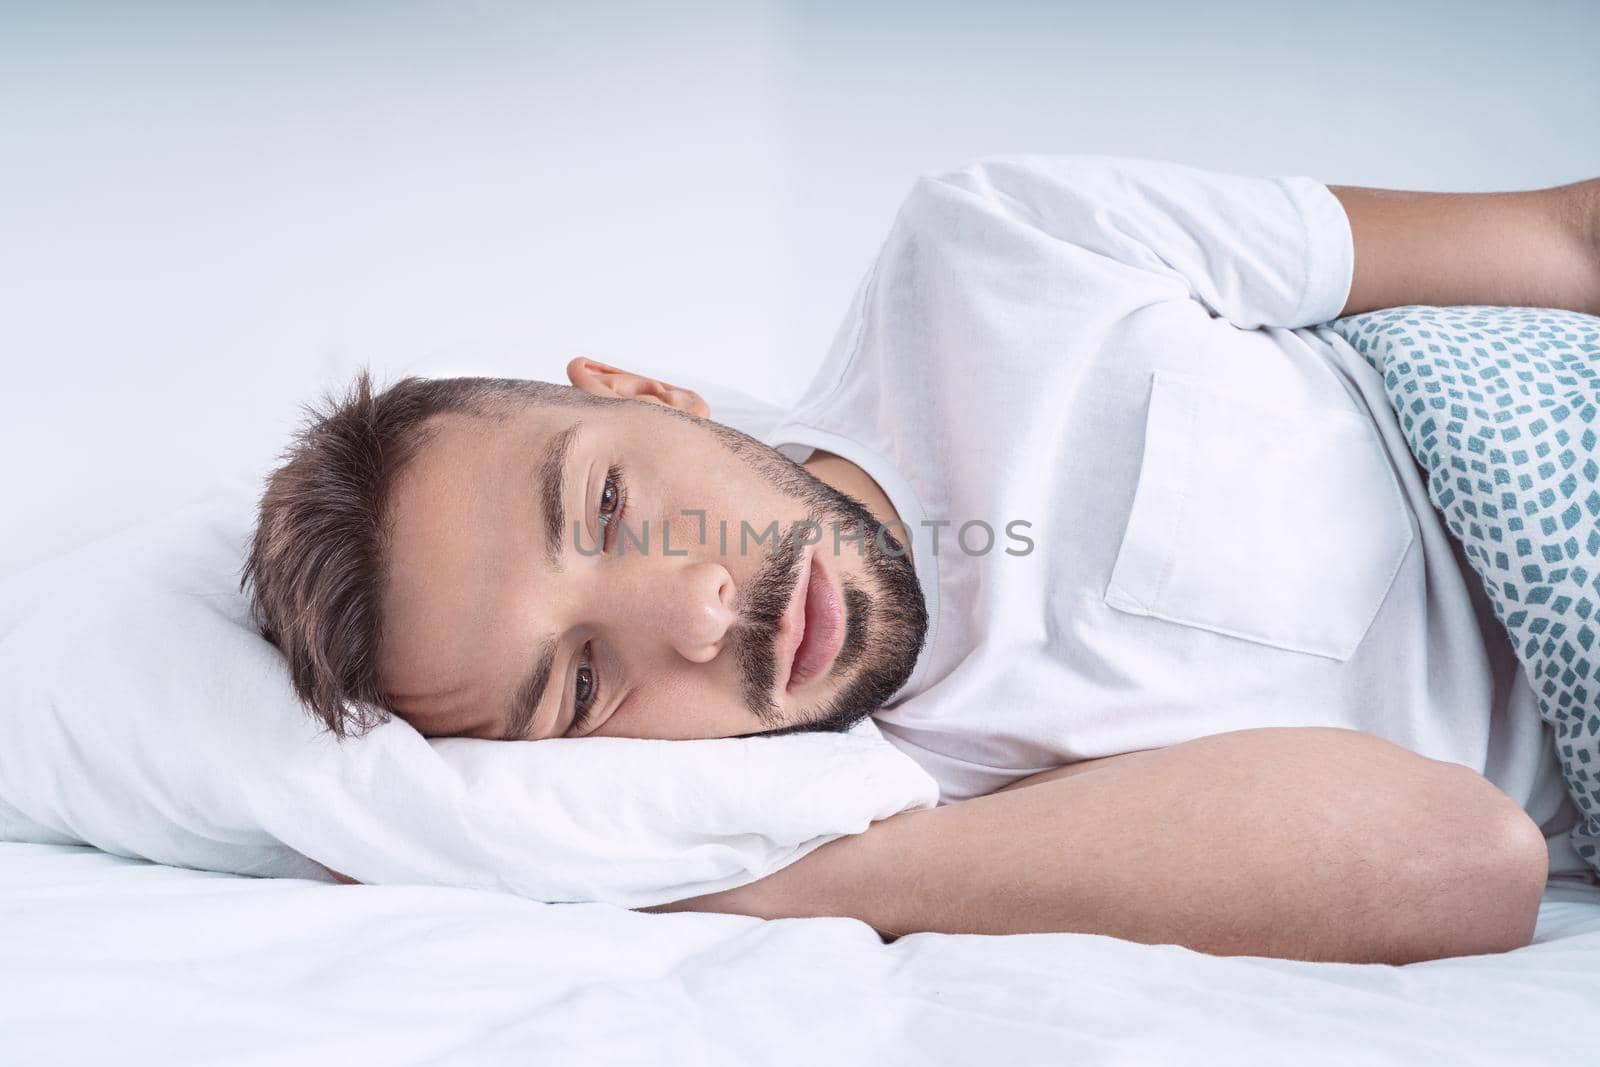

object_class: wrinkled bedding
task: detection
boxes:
[4,842,1598,1065]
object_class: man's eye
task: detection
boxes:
[569,643,598,735]
[598,465,626,550]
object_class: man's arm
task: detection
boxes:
[643,727,1550,965]
[1332,178,1600,317]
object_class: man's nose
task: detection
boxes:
[648,561,737,663]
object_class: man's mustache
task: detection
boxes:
[728,523,809,720]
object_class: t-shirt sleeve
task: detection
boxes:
[923,154,1355,330]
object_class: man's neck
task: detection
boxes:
[802,449,913,564]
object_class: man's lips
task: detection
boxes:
[775,549,845,696]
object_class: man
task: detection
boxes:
[245,156,1600,964]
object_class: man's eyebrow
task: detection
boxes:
[540,423,582,567]
[504,635,560,741]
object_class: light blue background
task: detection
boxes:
[2,0,1598,574]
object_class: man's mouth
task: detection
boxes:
[776,549,846,695]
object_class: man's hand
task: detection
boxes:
[1332,177,1600,318]
[641,727,1550,965]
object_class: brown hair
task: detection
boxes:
[241,370,594,738]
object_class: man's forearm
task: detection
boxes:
[646,727,1549,965]
[1331,178,1600,318]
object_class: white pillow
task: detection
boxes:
[0,497,938,907]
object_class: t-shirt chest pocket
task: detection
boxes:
[1104,370,1414,661]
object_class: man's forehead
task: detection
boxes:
[404,407,549,476]
[377,409,577,711]
[386,409,575,537]
[384,677,484,736]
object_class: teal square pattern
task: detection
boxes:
[1329,306,1600,875]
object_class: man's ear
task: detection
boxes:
[565,357,710,418]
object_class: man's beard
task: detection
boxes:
[701,419,930,737]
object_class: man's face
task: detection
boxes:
[376,369,927,742]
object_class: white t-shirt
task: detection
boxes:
[764,155,1587,878]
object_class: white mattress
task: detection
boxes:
[4,842,1597,1064]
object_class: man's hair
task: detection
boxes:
[241,370,595,738]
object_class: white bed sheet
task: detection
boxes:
[3,843,1597,1065]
